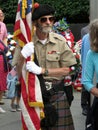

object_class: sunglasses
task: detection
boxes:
[39,16,55,23]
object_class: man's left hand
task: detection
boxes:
[26,61,42,75]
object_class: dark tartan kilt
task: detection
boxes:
[42,91,75,130]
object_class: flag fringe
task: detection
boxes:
[40,110,45,119]
[13,29,21,39]
[22,0,27,18]
[28,101,44,108]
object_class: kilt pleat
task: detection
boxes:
[42,91,75,130]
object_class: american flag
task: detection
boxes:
[14,0,44,130]
[14,0,33,47]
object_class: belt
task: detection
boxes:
[45,80,64,96]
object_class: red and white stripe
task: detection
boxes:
[14,0,44,130]
[14,0,32,47]
[20,63,43,130]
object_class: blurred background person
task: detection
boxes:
[80,23,90,116]
[83,19,98,130]
[81,24,89,39]
[0,8,8,113]
[7,66,21,112]
[0,8,5,22]
[81,33,90,115]
[0,8,7,45]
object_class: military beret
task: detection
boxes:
[32,3,55,21]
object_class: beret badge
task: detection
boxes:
[34,2,39,9]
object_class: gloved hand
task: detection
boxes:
[21,42,34,58]
[26,61,42,75]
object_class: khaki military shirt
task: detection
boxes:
[33,32,77,80]
[13,32,77,80]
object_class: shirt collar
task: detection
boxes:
[33,32,57,45]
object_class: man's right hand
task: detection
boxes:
[21,42,34,58]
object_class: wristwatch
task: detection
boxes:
[44,69,49,76]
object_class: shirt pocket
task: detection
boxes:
[46,54,60,68]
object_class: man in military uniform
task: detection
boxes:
[14,3,77,130]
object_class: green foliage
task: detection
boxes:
[0,0,17,24]
[0,0,89,24]
[65,0,89,23]
[35,0,89,23]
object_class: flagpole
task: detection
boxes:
[13,0,44,129]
